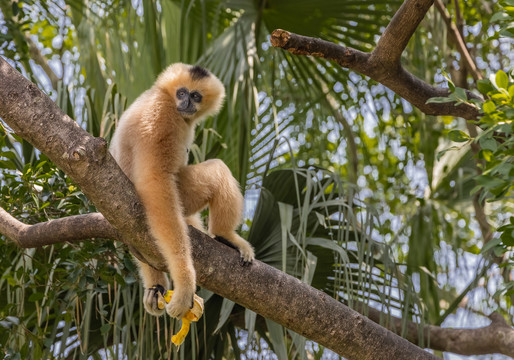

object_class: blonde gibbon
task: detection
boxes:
[109,63,255,319]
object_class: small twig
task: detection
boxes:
[26,35,61,90]
[271,28,480,120]
[270,29,370,71]
[434,0,483,81]
[0,1,61,90]
[453,0,465,38]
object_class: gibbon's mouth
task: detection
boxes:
[177,101,197,117]
[178,108,197,115]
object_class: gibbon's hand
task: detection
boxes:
[144,285,167,316]
[165,286,195,319]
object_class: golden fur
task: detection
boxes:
[110,63,254,318]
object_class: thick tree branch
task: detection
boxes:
[355,303,514,357]
[270,0,481,120]
[0,216,439,360]
[0,208,119,247]
[2,206,513,357]
[0,56,440,360]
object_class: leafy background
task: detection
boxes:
[0,0,512,359]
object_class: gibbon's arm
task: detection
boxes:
[131,145,196,319]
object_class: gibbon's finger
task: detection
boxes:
[240,257,252,267]
[144,285,166,316]
[238,243,255,266]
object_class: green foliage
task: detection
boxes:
[473,70,514,276]
[0,154,143,358]
[241,167,421,355]
[430,0,514,304]
[1,0,514,358]
[491,0,514,38]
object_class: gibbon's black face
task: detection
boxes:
[175,65,211,118]
[157,63,224,121]
[176,87,203,116]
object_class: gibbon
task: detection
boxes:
[109,63,255,319]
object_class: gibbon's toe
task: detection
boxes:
[144,285,166,317]
[166,290,194,319]
[213,235,255,266]
[240,257,252,267]
[238,244,255,266]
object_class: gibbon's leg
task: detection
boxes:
[177,159,255,264]
[186,213,206,233]
[132,153,196,319]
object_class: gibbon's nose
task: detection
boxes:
[178,98,197,115]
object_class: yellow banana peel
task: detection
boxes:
[157,290,204,346]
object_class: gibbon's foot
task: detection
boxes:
[166,288,195,319]
[144,285,166,316]
[238,243,255,266]
[214,236,255,267]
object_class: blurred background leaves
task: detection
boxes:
[0,0,512,358]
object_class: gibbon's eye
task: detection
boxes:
[176,88,189,100]
[190,91,202,103]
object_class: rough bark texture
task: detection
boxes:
[0,211,439,360]
[191,232,437,360]
[270,0,482,120]
[0,57,440,360]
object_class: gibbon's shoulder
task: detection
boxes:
[120,89,160,120]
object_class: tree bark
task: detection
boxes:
[356,302,514,357]
[0,208,118,247]
[270,0,482,121]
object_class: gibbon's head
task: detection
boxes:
[155,63,225,122]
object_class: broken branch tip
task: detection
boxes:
[270,29,291,47]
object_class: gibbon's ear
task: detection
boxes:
[155,63,225,121]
